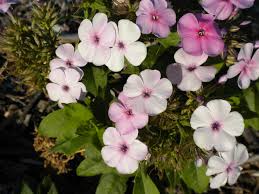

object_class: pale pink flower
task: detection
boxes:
[227,43,259,89]
[50,44,87,76]
[0,0,15,13]
[191,99,244,152]
[108,93,149,134]
[78,13,116,66]
[101,127,148,174]
[106,20,147,72]
[177,13,224,56]
[123,69,173,116]
[166,48,217,91]
[206,144,249,189]
[200,0,255,20]
[136,0,176,38]
[218,74,228,84]
[46,68,87,104]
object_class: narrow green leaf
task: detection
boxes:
[21,182,34,194]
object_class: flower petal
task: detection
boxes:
[140,69,161,88]
[78,19,92,41]
[100,22,116,47]
[181,36,203,56]
[48,68,66,85]
[50,58,67,70]
[231,0,255,9]
[128,140,148,160]
[121,130,138,144]
[59,91,77,104]
[237,43,254,61]
[160,8,176,27]
[191,106,213,129]
[153,0,168,9]
[64,68,81,84]
[153,78,173,99]
[101,146,121,168]
[234,143,249,165]
[116,120,136,135]
[92,13,108,32]
[214,130,236,152]
[78,42,96,62]
[201,36,224,56]
[227,61,245,79]
[118,19,141,44]
[152,22,171,38]
[130,112,149,129]
[136,15,153,34]
[46,83,62,101]
[125,42,147,66]
[123,75,144,97]
[70,82,87,100]
[193,127,214,150]
[177,13,199,37]
[206,99,231,121]
[136,0,154,16]
[195,66,217,82]
[174,48,208,66]
[106,47,125,72]
[108,102,125,122]
[116,155,139,174]
[144,95,167,115]
[228,169,241,185]
[72,50,87,67]
[56,44,74,61]
[237,73,251,89]
[206,156,227,176]
[210,172,228,189]
[93,46,111,66]
[103,127,122,146]
[177,69,202,91]
[222,112,244,136]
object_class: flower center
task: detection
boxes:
[66,60,73,67]
[187,65,197,72]
[120,144,128,154]
[211,121,221,132]
[62,85,70,92]
[125,109,133,116]
[142,88,152,98]
[226,163,235,174]
[93,35,100,45]
[198,29,206,37]
[118,41,125,50]
[151,13,159,21]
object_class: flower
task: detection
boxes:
[46,68,87,104]
[101,127,148,174]
[190,99,244,152]
[206,144,249,189]
[177,13,224,56]
[106,19,147,72]
[0,0,16,13]
[218,74,228,84]
[50,43,87,76]
[123,69,173,116]
[78,13,116,66]
[227,43,259,89]
[108,93,149,134]
[136,0,176,38]
[166,48,217,91]
[200,0,255,20]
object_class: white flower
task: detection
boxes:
[166,48,217,91]
[106,19,147,72]
[101,127,148,174]
[190,99,244,152]
[78,13,116,66]
[123,69,173,116]
[206,144,249,189]
[46,68,87,104]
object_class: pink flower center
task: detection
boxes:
[66,60,73,67]
[142,88,152,98]
[198,29,206,37]
[120,144,129,154]
[125,109,134,117]
[187,65,197,72]
[211,121,221,132]
[93,34,100,45]
[226,162,235,174]
[118,41,125,50]
[62,85,70,92]
[151,11,160,22]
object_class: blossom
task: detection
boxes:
[0,0,16,13]
[123,69,173,116]
[166,48,217,91]
[101,127,148,174]
[78,13,116,66]
[190,99,244,152]
[108,93,149,134]
[227,43,259,89]
[106,20,147,72]
[50,44,87,75]
[136,0,176,38]
[46,68,86,104]
[200,0,255,20]
[177,13,224,56]
[218,74,228,84]
[206,144,249,189]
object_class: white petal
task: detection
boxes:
[220,150,234,164]
[46,83,62,101]
[174,48,208,66]
[72,50,87,67]
[64,68,81,84]
[234,144,249,165]
[238,73,251,89]
[118,19,141,44]
[195,66,217,82]
[50,58,66,70]
[103,127,122,146]
[70,82,87,100]
[78,42,96,62]
[222,112,244,136]
[92,46,111,66]
[101,146,121,168]
[237,43,254,61]
[190,106,213,129]
[123,75,144,97]
[125,42,147,66]
[48,68,66,85]
[210,172,228,189]
[56,44,74,61]
[144,95,167,115]
[78,19,92,41]
[116,155,139,174]
[59,91,77,104]
[121,130,138,144]
[92,13,108,32]
[100,22,116,47]
[177,69,202,91]
[106,47,125,72]
[128,140,148,160]
[214,130,236,152]
[206,99,231,121]
[228,169,240,185]
[252,48,259,62]
[126,96,146,114]
[206,156,227,176]
[140,69,161,88]
[153,78,173,99]
[193,127,214,150]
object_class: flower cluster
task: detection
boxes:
[0,0,16,13]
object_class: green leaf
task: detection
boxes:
[245,118,259,130]
[38,103,93,142]
[141,45,166,69]
[180,162,209,193]
[96,174,128,194]
[243,82,259,113]
[47,184,58,194]
[158,32,180,49]
[133,167,160,194]
[21,182,34,194]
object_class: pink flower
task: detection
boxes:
[218,74,228,84]
[136,0,176,38]
[78,13,116,66]
[50,44,87,76]
[46,68,87,104]
[200,0,255,20]
[101,127,148,174]
[0,0,15,13]
[177,13,224,56]
[166,48,217,91]
[108,93,149,134]
[227,43,259,89]
[123,69,173,116]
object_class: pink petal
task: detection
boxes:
[100,22,116,47]
[177,13,199,37]
[231,0,255,9]
[140,69,161,88]
[126,96,146,114]
[237,43,254,61]
[64,68,81,84]
[116,155,139,174]
[72,50,87,67]
[136,0,154,16]
[123,75,144,97]
[103,127,122,146]
[152,22,171,38]
[50,58,67,70]
[108,102,125,122]
[46,83,62,101]
[201,36,224,56]
[153,78,173,99]
[130,112,149,129]
[227,61,245,79]
[101,146,121,168]
[121,129,138,143]
[252,49,259,63]
[153,0,168,9]
[116,120,136,135]
[136,15,153,34]
[128,140,148,160]
[56,44,74,61]
[237,73,251,89]
[92,13,108,32]
[195,66,217,82]
[0,3,10,13]
[78,19,92,41]
[48,68,66,85]
[181,36,203,56]
[159,8,176,27]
